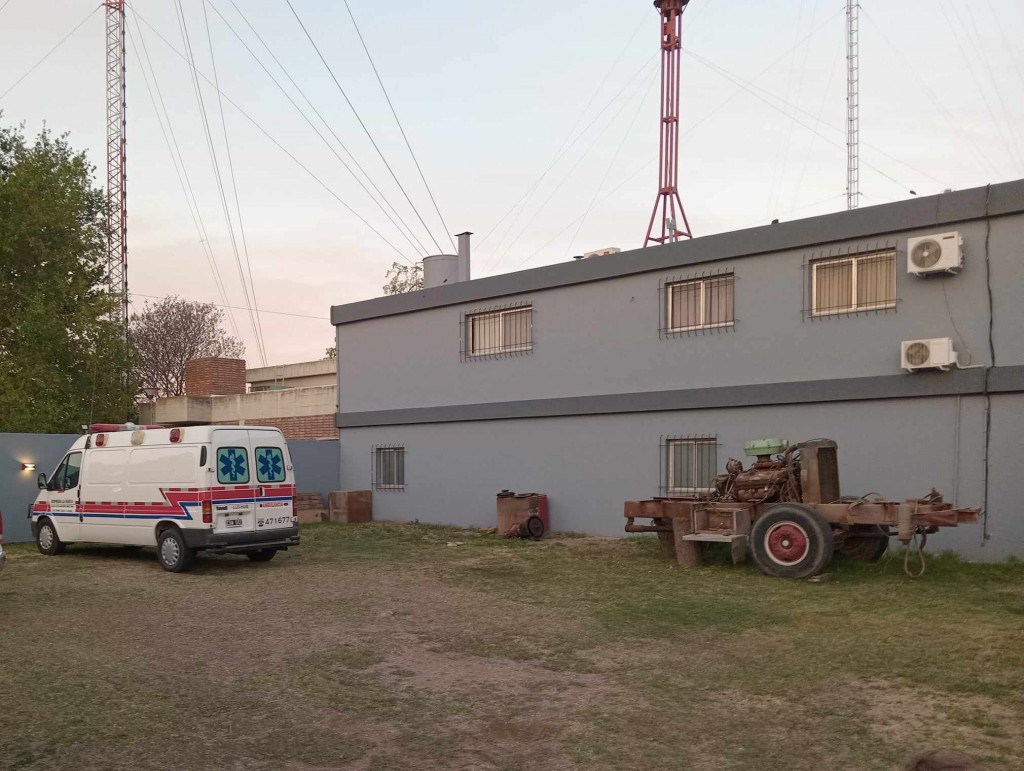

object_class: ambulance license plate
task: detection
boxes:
[225,517,243,528]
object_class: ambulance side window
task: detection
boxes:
[49,452,83,490]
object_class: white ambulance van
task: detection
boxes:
[30,424,299,572]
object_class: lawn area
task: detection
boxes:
[1,522,1022,770]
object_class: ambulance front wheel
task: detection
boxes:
[36,518,66,556]
[157,527,196,573]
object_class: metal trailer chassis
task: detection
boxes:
[624,439,980,578]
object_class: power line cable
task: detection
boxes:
[172,0,265,366]
[0,0,15,16]
[490,69,658,274]
[790,36,842,212]
[860,7,1000,181]
[0,6,98,101]
[199,0,268,365]
[285,0,446,254]
[475,8,650,254]
[129,6,415,264]
[343,0,456,253]
[478,53,659,275]
[130,293,328,320]
[564,66,660,260]
[208,0,427,261]
[127,20,241,339]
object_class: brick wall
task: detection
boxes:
[184,357,247,396]
[242,414,338,440]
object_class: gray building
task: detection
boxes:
[332,182,1024,560]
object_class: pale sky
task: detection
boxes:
[2,0,1023,365]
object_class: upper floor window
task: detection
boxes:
[665,274,735,333]
[463,305,533,359]
[810,250,896,316]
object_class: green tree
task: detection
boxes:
[0,122,135,433]
[382,261,423,295]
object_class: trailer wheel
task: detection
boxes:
[750,504,833,579]
[839,532,889,563]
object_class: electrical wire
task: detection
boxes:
[129,6,414,264]
[200,0,267,365]
[172,0,266,366]
[789,37,841,213]
[343,0,455,253]
[474,8,650,255]
[480,54,659,275]
[0,0,15,16]
[130,293,328,321]
[126,20,241,339]
[861,6,999,181]
[285,0,446,255]
[0,6,99,101]
[207,0,426,262]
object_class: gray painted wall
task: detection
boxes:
[335,214,1023,415]
[289,439,340,504]
[0,434,78,544]
[0,435,340,544]
[338,395,1022,561]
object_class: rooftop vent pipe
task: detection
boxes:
[456,231,472,283]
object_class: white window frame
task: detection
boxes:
[466,306,533,356]
[666,438,717,495]
[665,275,735,333]
[810,250,896,317]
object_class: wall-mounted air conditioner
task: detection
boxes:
[901,338,958,372]
[907,232,963,276]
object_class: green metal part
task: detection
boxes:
[744,438,789,457]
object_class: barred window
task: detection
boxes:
[466,306,532,357]
[372,446,405,491]
[664,437,717,494]
[666,275,734,332]
[811,250,896,316]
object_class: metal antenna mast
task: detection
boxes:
[846,0,860,210]
[105,1,128,327]
[644,0,693,247]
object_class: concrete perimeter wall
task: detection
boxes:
[0,435,340,544]
[338,394,1024,562]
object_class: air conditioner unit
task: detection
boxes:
[901,338,958,372]
[907,232,963,276]
[582,247,621,259]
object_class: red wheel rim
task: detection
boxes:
[765,522,810,566]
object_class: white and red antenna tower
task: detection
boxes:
[105,0,128,327]
[644,0,693,247]
[845,0,860,210]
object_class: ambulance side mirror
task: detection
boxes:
[37,472,48,490]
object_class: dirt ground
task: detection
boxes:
[1,522,1022,770]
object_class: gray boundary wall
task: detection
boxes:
[0,434,339,544]
[0,434,78,543]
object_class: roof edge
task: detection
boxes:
[332,179,1024,326]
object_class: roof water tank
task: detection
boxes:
[423,254,460,288]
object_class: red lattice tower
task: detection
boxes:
[105,1,128,328]
[644,0,693,247]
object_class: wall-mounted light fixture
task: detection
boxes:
[21,462,36,471]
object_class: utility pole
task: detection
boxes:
[105,1,128,328]
[644,0,693,247]
[846,0,860,210]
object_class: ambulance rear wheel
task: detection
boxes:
[36,519,66,556]
[157,528,196,573]
[246,549,277,563]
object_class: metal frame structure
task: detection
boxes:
[105,1,128,328]
[644,0,693,247]
[846,0,860,211]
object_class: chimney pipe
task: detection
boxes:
[456,231,472,283]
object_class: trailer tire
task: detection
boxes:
[839,531,889,563]
[750,504,833,579]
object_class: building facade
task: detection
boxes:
[331,182,1024,560]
